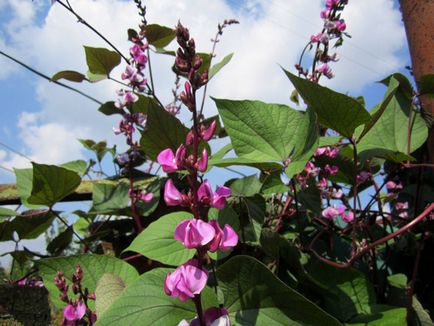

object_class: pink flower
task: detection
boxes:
[164,179,188,206]
[395,202,408,210]
[201,120,217,141]
[327,148,340,158]
[357,171,371,184]
[197,148,209,172]
[317,63,333,79]
[331,188,343,199]
[174,219,216,249]
[314,147,328,156]
[322,205,345,219]
[208,220,238,252]
[157,145,186,173]
[319,177,327,188]
[63,301,86,321]
[310,33,323,43]
[342,211,354,223]
[320,9,330,19]
[198,181,231,209]
[386,181,403,191]
[326,0,340,9]
[139,190,153,202]
[335,19,346,31]
[164,259,208,302]
[324,164,338,176]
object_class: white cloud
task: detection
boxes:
[0,0,406,171]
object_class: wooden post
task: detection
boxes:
[400,0,434,164]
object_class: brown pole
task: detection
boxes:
[400,0,434,164]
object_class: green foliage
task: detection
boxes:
[217,255,342,325]
[36,254,138,309]
[90,180,130,214]
[209,53,234,80]
[95,273,126,317]
[284,69,370,138]
[46,227,73,255]
[51,70,87,82]
[27,163,81,207]
[95,268,218,325]
[213,98,318,162]
[84,46,121,78]
[98,101,120,116]
[61,160,88,176]
[140,103,189,160]
[125,212,195,266]
[0,207,17,218]
[228,174,262,197]
[144,24,176,48]
[0,210,55,241]
[420,74,434,98]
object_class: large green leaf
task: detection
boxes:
[98,101,121,116]
[309,261,376,321]
[95,268,218,325]
[4,210,55,240]
[217,256,342,325]
[91,180,130,214]
[347,305,407,325]
[0,207,17,218]
[27,163,81,207]
[208,157,283,172]
[357,88,428,161]
[84,46,121,77]
[144,24,176,48]
[36,254,139,309]
[240,195,266,244]
[213,98,318,162]
[124,212,195,266]
[61,160,88,176]
[14,168,41,208]
[95,273,126,317]
[229,175,262,197]
[284,69,370,138]
[140,103,189,161]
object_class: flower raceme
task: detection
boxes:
[322,205,354,222]
[164,259,208,302]
[174,218,238,252]
[157,146,208,173]
[198,180,231,209]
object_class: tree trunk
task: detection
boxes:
[400,0,434,164]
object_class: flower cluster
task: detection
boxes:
[158,22,237,326]
[54,265,96,325]
[322,205,354,222]
[296,0,349,82]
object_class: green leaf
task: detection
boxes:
[412,296,434,326]
[284,69,370,138]
[47,227,73,255]
[0,207,17,218]
[95,268,218,325]
[209,157,283,172]
[347,305,407,325]
[213,98,318,162]
[285,143,316,178]
[14,168,41,208]
[357,88,428,161]
[229,175,262,197]
[95,273,126,317]
[420,74,434,98]
[217,255,342,325]
[91,181,130,214]
[241,195,266,244]
[261,171,288,195]
[84,46,121,77]
[27,163,81,207]
[87,70,107,82]
[358,76,400,140]
[51,70,87,82]
[124,212,195,266]
[61,160,88,176]
[144,24,176,48]
[209,53,233,80]
[309,261,376,321]
[132,95,161,114]
[140,103,189,161]
[11,210,55,239]
[387,273,407,289]
[98,101,121,116]
[298,181,322,214]
[36,254,139,309]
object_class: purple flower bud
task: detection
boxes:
[164,179,187,206]
[63,301,86,322]
[197,148,208,172]
[322,205,345,219]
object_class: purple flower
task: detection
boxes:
[326,0,340,9]
[197,148,209,172]
[208,220,238,252]
[63,301,86,322]
[386,181,403,191]
[324,164,338,176]
[342,211,354,223]
[310,33,323,43]
[356,171,371,184]
[174,219,216,249]
[317,63,334,79]
[335,19,347,31]
[164,259,208,302]
[164,179,188,206]
[201,120,217,141]
[198,181,231,209]
[157,145,186,173]
[117,153,129,165]
[139,190,153,202]
[322,205,345,219]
